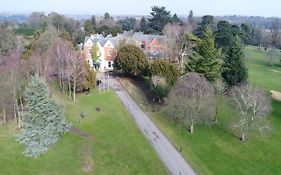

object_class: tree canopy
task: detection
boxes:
[16,75,70,157]
[186,27,222,82]
[115,44,148,76]
[148,6,172,34]
[222,36,248,87]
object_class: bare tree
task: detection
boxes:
[270,18,280,48]
[213,80,227,122]
[231,83,272,141]
[66,51,85,101]
[168,73,215,133]
[0,48,26,126]
[163,22,197,74]
[48,37,73,93]
[163,23,182,63]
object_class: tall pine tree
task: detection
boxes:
[222,36,248,87]
[16,75,70,157]
[185,27,222,82]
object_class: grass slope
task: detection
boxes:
[119,46,281,175]
[0,90,167,175]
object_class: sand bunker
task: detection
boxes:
[271,90,281,101]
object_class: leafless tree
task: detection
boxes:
[0,48,26,126]
[168,73,215,133]
[213,80,227,122]
[231,83,272,141]
[163,22,196,74]
[270,18,280,48]
[163,23,182,63]
[66,51,85,101]
[48,37,73,93]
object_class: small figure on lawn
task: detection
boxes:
[80,112,85,119]
[95,107,101,112]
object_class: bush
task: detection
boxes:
[150,59,179,85]
[115,44,148,77]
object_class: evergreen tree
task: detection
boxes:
[222,36,248,87]
[172,14,181,23]
[195,15,215,38]
[215,20,233,52]
[186,27,222,82]
[16,75,70,157]
[148,6,172,34]
[140,17,147,33]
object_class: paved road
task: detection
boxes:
[107,76,196,175]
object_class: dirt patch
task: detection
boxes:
[271,90,281,101]
[70,126,95,140]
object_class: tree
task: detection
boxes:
[270,18,280,48]
[100,12,115,28]
[96,25,122,37]
[163,23,183,63]
[115,44,148,76]
[90,15,97,29]
[186,27,222,82]
[118,17,136,31]
[0,27,16,56]
[91,43,99,62]
[16,75,70,157]
[84,19,95,35]
[222,36,248,87]
[26,12,46,29]
[215,20,233,52]
[151,75,168,111]
[231,83,271,141]
[240,23,252,45]
[172,14,181,23]
[195,15,215,38]
[213,80,227,122]
[67,51,85,101]
[140,17,147,33]
[150,59,179,85]
[148,6,172,34]
[73,30,86,44]
[168,73,215,133]
[187,10,194,28]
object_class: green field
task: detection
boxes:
[119,46,281,175]
[0,90,167,175]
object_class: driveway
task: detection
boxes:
[106,75,196,175]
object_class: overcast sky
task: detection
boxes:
[0,0,279,17]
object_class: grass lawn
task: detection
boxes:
[118,46,281,175]
[0,90,167,175]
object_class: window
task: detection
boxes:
[141,44,145,49]
[108,61,112,68]
[108,50,112,56]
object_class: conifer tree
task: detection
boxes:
[185,27,222,82]
[222,36,248,87]
[16,75,70,157]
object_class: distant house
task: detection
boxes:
[83,34,117,71]
[82,31,167,72]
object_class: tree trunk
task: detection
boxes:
[19,89,24,111]
[3,107,6,123]
[73,80,76,101]
[241,132,245,141]
[68,77,72,98]
[190,123,194,133]
[59,74,63,92]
